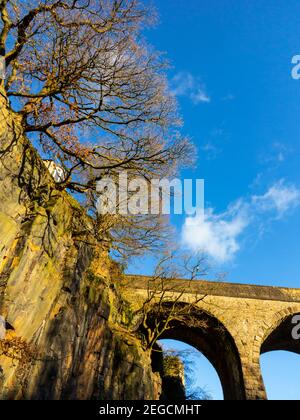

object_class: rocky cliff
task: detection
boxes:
[0,91,161,400]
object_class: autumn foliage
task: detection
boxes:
[0,1,193,257]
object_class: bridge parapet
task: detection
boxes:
[123,275,300,302]
[122,275,300,400]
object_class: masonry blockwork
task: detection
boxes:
[148,304,246,400]
[261,312,300,355]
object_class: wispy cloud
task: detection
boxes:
[221,94,235,101]
[201,142,222,160]
[259,142,293,165]
[200,128,226,160]
[170,72,210,104]
[182,180,300,263]
[190,89,210,104]
[252,180,300,217]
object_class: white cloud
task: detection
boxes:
[170,72,194,96]
[182,201,249,263]
[170,72,210,104]
[191,89,210,104]
[182,180,300,263]
[252,180,300,217]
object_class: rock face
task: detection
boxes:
[160,356,186,401]
[0,92,161,400]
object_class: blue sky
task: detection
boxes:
[130,0,300,400]
[133,0,300,286]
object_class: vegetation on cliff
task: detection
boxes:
[0,0,193,259]
[0,1,213,401]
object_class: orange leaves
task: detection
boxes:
[1,0,193,257]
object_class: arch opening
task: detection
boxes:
[158,339,223,400]
[260,312,300,400]
[145,304,245,400]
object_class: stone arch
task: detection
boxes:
[147,302,246,400]
[260,307,300,355]
[258,307,300,399]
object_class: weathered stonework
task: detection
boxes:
[123,276,300,400]
[0,89,160,400]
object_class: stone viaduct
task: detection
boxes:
[123,275,300,400]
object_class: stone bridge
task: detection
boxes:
[122,275,300,400]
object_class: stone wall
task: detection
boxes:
[0,93,160,400]
[123,276,300,400]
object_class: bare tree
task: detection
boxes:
[125,253,210,350]
[0,0,193,258]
